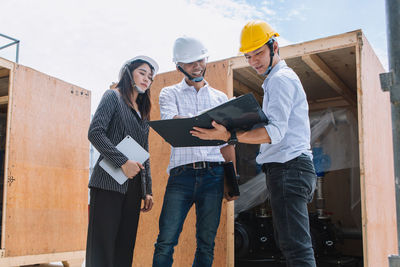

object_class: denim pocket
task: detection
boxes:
[209,165,224,177]
[287,165,316,203]
[267,165,285,179]
[169,167,185,177]
[303,171,317,202]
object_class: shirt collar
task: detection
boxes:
[264,60,287,82]
[179,78,209,91]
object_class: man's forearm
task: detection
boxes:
[220,144,235,163]
[237,127,271,144]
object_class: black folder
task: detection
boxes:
[148,93,268,147]
[223,161,240,197]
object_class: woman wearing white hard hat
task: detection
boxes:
[86,55,158,267]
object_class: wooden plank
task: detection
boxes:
[233,70,263,95]
[0,77,9,96]
[233,79,251,95]
[1,60,14,249]
[0,68,9,78]
[239,67,265,86]
[0,58,14,71]
[4,65,90,256]
[356,33,397,267]
[302,54,357,106]
[317,46,357,94]
[233,79,262,103]
[226,61,235,267]
[133,59,233,267]
[228,31,360,70]
[226,201,234,267]
[281,30,360,59]
[0,250,85,266]
[308,97,349,111]
[0,96,8,105]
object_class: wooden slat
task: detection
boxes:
[229,30,360,70]
[1,59,14,249]
[233,79,262,103]
[233,70,263,95]
[0,57,14,70]
[281,30,360,59]
[308,97,349,111]
[301,54,357,106]
[0,250,85,266]
[0,95,8,105]
[239,67,265,85]
[0,68,9,78]
[357,33,397,267]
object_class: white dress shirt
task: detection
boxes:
[159,79,228,173]
[256,60,312,164]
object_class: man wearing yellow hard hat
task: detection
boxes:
[191,20,317,266]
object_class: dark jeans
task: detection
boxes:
[152,165,224,267]
[85,176,142,267]
[263,154,317,267]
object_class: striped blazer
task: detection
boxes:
[88,89,152,197]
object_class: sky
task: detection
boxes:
[0,0,388,112]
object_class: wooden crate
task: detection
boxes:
[134,30,396,267]
[0,58,90,267]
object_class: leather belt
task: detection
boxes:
[172,161,224,172]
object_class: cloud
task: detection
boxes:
[0,0,292,110]
[189,0,266,20]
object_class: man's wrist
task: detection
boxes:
[226,131,231,142]
[227,130,238,145]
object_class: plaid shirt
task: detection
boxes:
[159,79,228,173]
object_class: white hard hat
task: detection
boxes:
[173,36,208,64]
[118,55,159,80]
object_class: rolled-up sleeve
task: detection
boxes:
[159,87,178,120]
[88,90,129,167]
[264,76,295,144]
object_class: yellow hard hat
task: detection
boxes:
[239,20,280,54]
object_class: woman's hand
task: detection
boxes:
[121,160,144,179]
[141,194,153,212]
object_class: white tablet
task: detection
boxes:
[99,135,149,185]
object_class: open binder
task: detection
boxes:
[223,161,240,197]
[149,93,268,147]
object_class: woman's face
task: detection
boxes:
[132,63,153,91]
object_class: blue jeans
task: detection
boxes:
[153,165,224,267]
[263,154,317,267]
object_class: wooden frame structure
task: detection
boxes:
[135,30,396,267]
[0,58,90,266]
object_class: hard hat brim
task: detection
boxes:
[119,55,159,80]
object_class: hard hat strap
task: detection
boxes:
[263,39,275,76]
[177,65,205,82]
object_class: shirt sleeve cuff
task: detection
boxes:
[114,156,129,168]
[265,124,281,145]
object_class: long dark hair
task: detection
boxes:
[116,59,154,120]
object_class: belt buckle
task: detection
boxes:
[193,161,206,169]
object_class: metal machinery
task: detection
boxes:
[235,109,363,267]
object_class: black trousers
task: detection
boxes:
[85,176,142,267]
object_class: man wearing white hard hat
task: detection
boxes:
[152,37,236,267]
[86,55,158,267]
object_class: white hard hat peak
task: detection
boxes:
[173,36,208,64]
